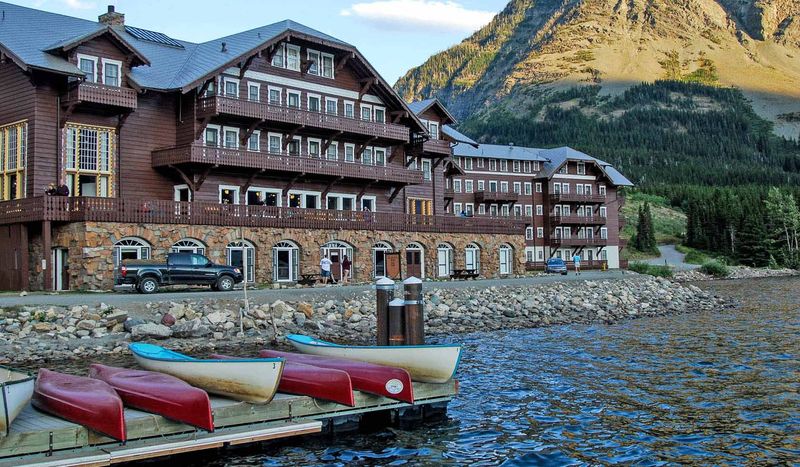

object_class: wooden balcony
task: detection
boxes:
[197,96,409,143]
[525,259,628,271]
[152,144,423,185]
[474,191,519,204]
[63,83,138,109]
[0,197,527,235]
[549,193,606,204]
[550,215,607,225]
[443,188,455,199]
[550,237,608,247]
[422,139,451,157]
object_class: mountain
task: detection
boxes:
[395,0,800,140]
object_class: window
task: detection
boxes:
[477,158,484,168]
[524,183,532,195]
[360,105,372,122]
[327,142,338,160]
[307,50,321,75]
[422,159,432,180]
[247,187,281,206]
[477,204,485,215]
[526,227,534,240]
[463,157,473,170]
[534,161,540,171]
[114,238,150,266]
[500,181,509,193]
[599,206,607,218]
[204,125,219,147]
[513,182,521,194]
[247,131,260,151]
[374,107,385,123]
[287,136,301,156]
[325,98,338,115]
[271,44,285,68]
[453,179,462,193]
[436,243,454,277]
[308,138,321,157]
[524,161,531,173]
[224,128,238,148]
[525,205,533,217]
[64,124,113,197]
[268,87,282,105]
[171,239,206,256]
[362,148,373,165]
[477,180,485,191]
[344,143,355,162]
[288,191,320,209]
[361,196,376,212]
[584,184,592,195]
[601,227,608,239]
[465,243,480,272]
[77,54,97,82]
[537,227,544,238]
[558,165,568,175]
[535,182,542,193]
[322,53,335,78]
[599,185,607,196]
[488,181,498,193]
[227,240,256,283]
[273,240,299,282]
[514,205,522,217]
[287,91,301,109]
[286,44,301,71]
[219,185,239,205]
[577,162,586,175]
[247,82,260,102]
[344,101,355,118]
[308,94,321,112]
[428,122,439,139]
[326,193,357,211]
[577,184,584,195]
[562,184,570,194]
[489,159,497,171]
[102,59,121,87]
[408,198,432,215]
[453,203,462,215]
[536,205,543,216]
[268,133,282,154]
[526,250,534,262]
[465,180,474,193]
[513,161,521,173]
[0,121,27,200]
[500,160,508,172]
[223,77,239,98]
[489,205,498,216]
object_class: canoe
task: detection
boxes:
[0,366,34,437]
[286,334,463,383]
[32,369,125,441]
[89,364,214,431]
[211,354,355,407]
[129,343,284,404]
[259,350,414,404]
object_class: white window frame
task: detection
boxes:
[268,86,282,105]
[326,192,358,211]
[222,76,240,98]
[525,205,533,217]
[501,205,510,216]
[421,159,432,180]
[76,53,98,83]
[535,182,542,193]
[247,82,261,102]
[513,160,521,173]
[360,104,373,122]
[374,106,386,123]
[267,132,283,154]
[204,124,221,146]
[524,182,532,195]
[307,93,322,112]
[599,185,607,196]
[374,147,387,166]
[536,205,543,216]
[271,43,286,68]
[577,161,586,175]
[428,121,439,139]
[453,179,462,193]
[321,52,335,79]
[526,227,534,240]
[325,97,338,115]
[477,158,484,168]
[247,130,261,152]
[344,100,355,119]
[488,181,498,192]
[307,49,321,76]
[287,90,301,109]
[489,159,497,171]
[513,182,521,194]
[344,143,355,162]
[500,181,509,193]
[537,227,544,238]
[361,196,377,212]
[101,58,122,87]
[453,203,462,215]
[601,227,609,240]
[219,185,240,205]
[465,180,474,193]
[286,44,301,71]
[477,180,485,191]
[326,141,339,160]
[523,161,531,173]
[465,203,474,216]
[500,160,508,172]
[600,206,607,218]
[307,137,322,157]
[223,127,240,148]
[287,189,321,209]
[247,186,282,206]
[477,204,486,215]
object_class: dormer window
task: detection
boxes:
[222,77,239,98]
[307,50,320,75]
[321,53,335,78]
[374,107,385,123]
[428,122,439,139]
[577,161,586,175]
[271,44,285,68]
[77,54,97,82]
[286,45,301,71]
[102,59,121,87]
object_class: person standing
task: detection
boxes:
[572,253,582,275]
[341,255,351,284]
[320,255,332,285]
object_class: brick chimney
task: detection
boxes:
[98,5,124,26]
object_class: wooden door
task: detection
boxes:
[406,250,422,278]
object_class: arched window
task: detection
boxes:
[372,241,393,278]
[227,240,255,283]
[465,243,481,273]
[321,241,355,281]
[171,238,206,255]
[436,243,454,277]
[405,242,425,278]
[273,240,299,282]
[499,244,513,275]
[114,237,150,266]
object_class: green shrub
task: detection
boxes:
[629,262,674,278]
[700,260,730,277]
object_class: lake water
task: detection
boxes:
[47,277,800,466]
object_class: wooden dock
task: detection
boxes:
[0,381,457,466]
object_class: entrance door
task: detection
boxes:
[51,248,69,291]
[406,250,422,278]
[328,249,342,281]
[174,185,192,216]
[437,247,451,277]
[275,249,292,282]
[499,247,512,275]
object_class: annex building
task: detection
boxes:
[0,3,631,291]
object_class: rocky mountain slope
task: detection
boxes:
[396,0,800,138]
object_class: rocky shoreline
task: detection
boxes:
[674,266,799,282]
[0,277,734,368]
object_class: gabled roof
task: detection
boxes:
[442,125,478,147]
[407,98,456,125]
[44,26,150,67]
[539,147,634,186]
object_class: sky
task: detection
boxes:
[10,0,509,84]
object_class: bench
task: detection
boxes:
[450,269,479,280]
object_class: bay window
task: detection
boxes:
[64,124,113,197]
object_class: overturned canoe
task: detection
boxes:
[0,366,34,437]
[89,364,214,431]
[32,369,126,441]
[259,350,414,404]
[130,343,284,404]
[211,354,355,407]
[286,334,462,383]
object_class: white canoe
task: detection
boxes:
[286,334,462,383]
[0,366,35,437]
[129,343,284,404]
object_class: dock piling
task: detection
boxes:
[388,298,406,346]
[375,277,395,346]
[403,276,424,345]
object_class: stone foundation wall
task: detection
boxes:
[49,222,526,290]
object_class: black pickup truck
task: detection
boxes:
[115,253,244,294]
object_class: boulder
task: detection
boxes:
[272,300,292,315]
[124,317,146,332]
[293,312,307,327]
[104,310,128,324]
[131,323,172,340]
[76,319,97,331]
[33,322,55,332]
[161,313,176,327]
[172,318,211,338]
[205,311,226,325]
[297,302,314,318]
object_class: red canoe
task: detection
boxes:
[259,350,414,404]
[211,354,355,407]
[89,364,214,432]
[32,369,126,441]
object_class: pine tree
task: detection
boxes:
[736,212,770,267]
[634,202,659,254]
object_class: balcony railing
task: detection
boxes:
[525,259,628,271]
[444,188,455,198]
[152,144,424,185]
[550,193,606,203]
[0,197,528,235]
[550,215,607,225]
[422,139,451,156]
[550,237,608,246]
[197,96,410,143]
[63,82,138,109]
[475,191,519,204]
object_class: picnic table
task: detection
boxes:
[450,269,479,280]
[298,274,319,286]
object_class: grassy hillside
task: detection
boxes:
[622,191,686,260]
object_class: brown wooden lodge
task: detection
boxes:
[0,3,632,291]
